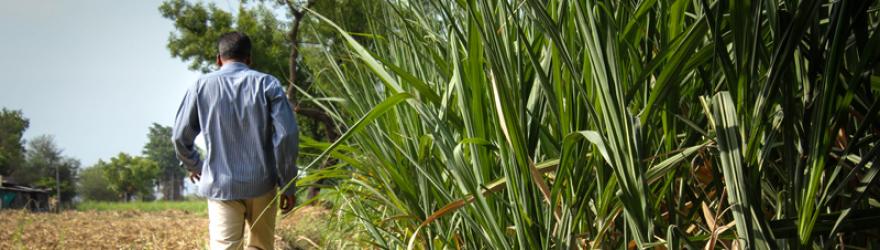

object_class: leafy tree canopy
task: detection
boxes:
[143,123,180,177]
[0,108,29,176]
[78,164,119,201]
[101,153,161,201]
[159,0,292,81]
[11,135,79,203]
[143,123,185,200]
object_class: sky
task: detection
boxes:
[0,0,236,167]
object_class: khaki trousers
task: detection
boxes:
[207,190,277,250]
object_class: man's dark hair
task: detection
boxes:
[217,32,251,61]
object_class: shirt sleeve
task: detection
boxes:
[172,81,202,173]
[266,78,299,197]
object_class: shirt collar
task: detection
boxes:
[219,62,249,71]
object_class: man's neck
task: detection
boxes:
[221,60,246,65]
[220,61,249,70]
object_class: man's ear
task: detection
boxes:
[216,55,223,67]
[244,57,252,66]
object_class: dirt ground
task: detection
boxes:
[0,208,328,249]
[1,209,208,249]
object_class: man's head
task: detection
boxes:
[216,31,252,66]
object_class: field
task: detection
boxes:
[1,209,206,249]
[77,200,207,215]
[0,201,341,249]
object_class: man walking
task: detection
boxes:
[172,31,299,250]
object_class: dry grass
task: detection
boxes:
[275,205,355,250]
[0,206,348,249]
[0,209,208,249]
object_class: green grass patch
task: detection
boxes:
[77,200,207,215]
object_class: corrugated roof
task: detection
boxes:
[0,178,51,193]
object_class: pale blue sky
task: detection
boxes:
[0,0,236,166]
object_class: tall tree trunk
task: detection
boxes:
[175,171,182,200]
[282,0,339,201]
[162,171,174,200]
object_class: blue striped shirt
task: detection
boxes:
[172,62,299,200]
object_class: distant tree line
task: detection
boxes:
[1,108,78,207]
[0,108,187,205]
[79,123,187,202]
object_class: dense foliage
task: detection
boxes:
[1,110,81,206]
[99,153,160,201]
[157,0,880,248]
[78,124,180,203]
[77,165,119,201]
[293,0,880,248]
[9,135,79,204]
[159,0,292,80]
[143,123,185,200]
[0,108,29,176]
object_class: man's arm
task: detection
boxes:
[172,82,202,174]
[267,79,299,198]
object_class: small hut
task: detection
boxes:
[0,175,51,211]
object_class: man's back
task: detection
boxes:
[172,62,299,201]
[173,31,297,250]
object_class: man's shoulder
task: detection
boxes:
[194,68,281,93]
[242,69,280,84]
[201,68,279,84]
[196,70,225,83]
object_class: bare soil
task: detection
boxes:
[0,208,329,249]
[1,210,207,249]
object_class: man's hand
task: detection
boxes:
[188,170,201,184]
[279,194,296,214]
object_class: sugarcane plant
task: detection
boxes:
[291,0,880,248]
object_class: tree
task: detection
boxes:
[143,123,184,200]
[52,158,80,205]
[12,135,61,185]
[11,135,79,204]
[78,165,119,201]
[159,0,291,80]
[0,108,29,177]
[102,153,161,201]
